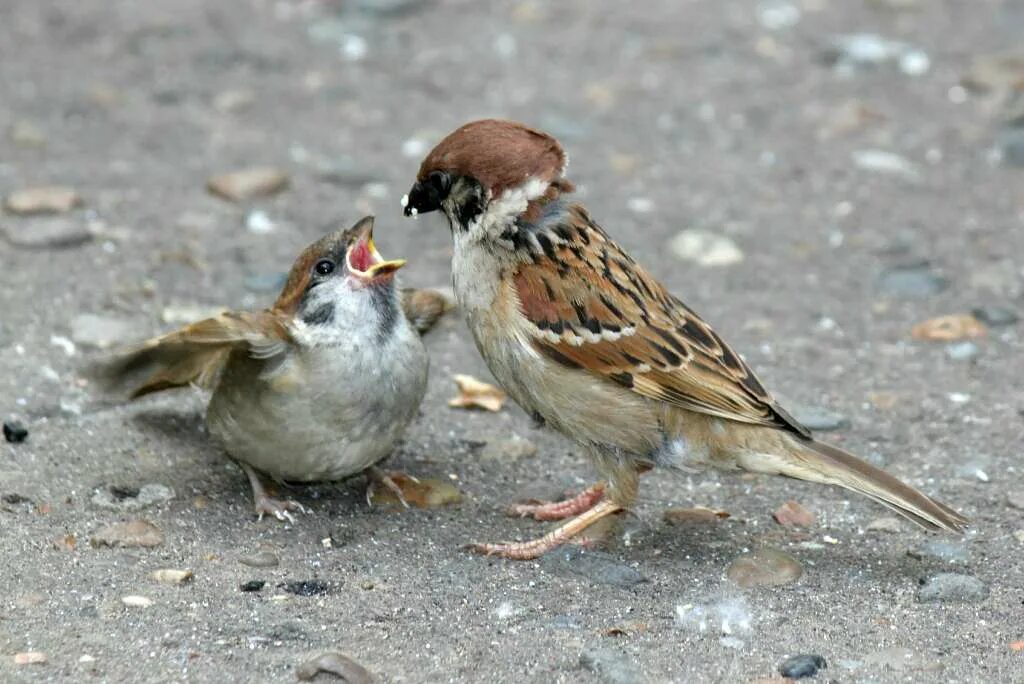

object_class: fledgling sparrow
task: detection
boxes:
[102,216,449,520]
[402,119,967,559]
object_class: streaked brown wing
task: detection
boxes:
[101,310,293,398]
[511,206,809,437]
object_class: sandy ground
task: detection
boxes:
[1,0,1023,682]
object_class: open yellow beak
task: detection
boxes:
[346,217,406,281]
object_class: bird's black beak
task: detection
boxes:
[402,170,451,218]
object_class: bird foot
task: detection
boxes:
[254,495,308,523]
[506,482,606,521]
[467,499,623,560]
[365,467,418,508]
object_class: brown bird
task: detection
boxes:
[102,217,450,520]
[402,119,967,559]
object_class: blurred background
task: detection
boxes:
[1,1,1022,681]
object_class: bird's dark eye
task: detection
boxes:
[427,170,451,197]
[314,259,335,276]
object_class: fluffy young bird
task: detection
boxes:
[104,217,447,520]
[403,119,967,559]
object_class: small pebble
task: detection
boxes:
[150,569,193,585]
[945,342,980,361]
[3,421,28,444]
[971,305,1018,328]
[878,263,948,298]
[727,548,803,588]
[3,218,93,249]
[773,500,815,527]
[14,651,47,666]
[90,520,164,548]
[852,149,921,181]
[240,580,266,592]
[779,654,827,679]
[238,551,279,568]
[245,209,275,234]
[280,580,331,596]
[207,167,289,202]
[541,547,648,589]
[866,516,903,533]
[91,484,174,511]
[4,186,83,215]
[579,647,645,684]
[916,573,989,603]
[669,229,744,267]
[121,595,153,608]
[908,540,969,564]
[70,314,139,350]
[296,652,375,683]
[1006,491,1024,510]
[480,435,537,461]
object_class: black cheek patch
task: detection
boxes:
[303,302,335,326]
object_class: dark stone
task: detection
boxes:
[240,580,266,592]
[2,493,31,504]
[540,547,648,589]
[877,263,949,298]
[779,654,827,679]
[971,305,1018,328]
[916,573,989,603]
[579,647,645,684]
[280,579,331,596]
[3,421,28,443]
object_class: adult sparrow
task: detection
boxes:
[103,216,448,520]
[402,119,967,559]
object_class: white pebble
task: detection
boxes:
[121,595,153,607]
[50,335,76,357]
[245,210,275,234]
[626,197,654,214]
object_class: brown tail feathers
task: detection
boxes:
[740,437,968,533]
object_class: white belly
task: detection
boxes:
[207,324,428,482]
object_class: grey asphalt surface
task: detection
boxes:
[1,1,1023,682]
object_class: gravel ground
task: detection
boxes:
[1,1,1023,682]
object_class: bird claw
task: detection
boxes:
[254,496,306,523]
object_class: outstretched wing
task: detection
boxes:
[99,310,293,398]
[511,206,809,437]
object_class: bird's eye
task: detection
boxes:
[314,259,335,276]
[427,170,451,198]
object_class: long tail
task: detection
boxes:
[740,437,968,532]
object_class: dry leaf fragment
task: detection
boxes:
[663,506,731,525]
[911,314,986,342]
[1010,640,1024,652]
[368,473,463,509]
[296,652,375,683]
[773,500,815,527]
[448,374,506,412]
